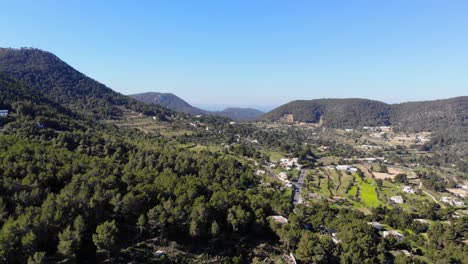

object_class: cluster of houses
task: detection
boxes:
[402,185,416,194]
[279,158,301,170]
[363,126,392,132]
[361,144,379,150]
[441,196,465,207]
[368,222,406,242]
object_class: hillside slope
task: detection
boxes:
[0,73,81,130]
[391,96,468,132]
[215,107,264,121]
[261,97,467,131]
[129,92,206,115]
[0,48,172,120]
[261,98,391,128]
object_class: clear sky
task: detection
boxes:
[1,0,468,109]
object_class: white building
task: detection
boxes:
[0,110,8,117]
[269,215,288,224]
[441,196,465,207]
[402,186,415,194]
[390,196,404,204]
[255,170,265,176]
[414,219,430,225]
[280,158,301,169]
[383,230,404,241]
[278,172,288,180]
[336,165,357,173]
[367,222,383,230]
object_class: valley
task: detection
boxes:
[0,48,466,263]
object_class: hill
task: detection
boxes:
[215,107,264,121]
[261,97,467,131]
[261,98,391,128]
[130,92,264,121]
[129,92,206,115]
[390,96,468,132]
[0,48,172,120]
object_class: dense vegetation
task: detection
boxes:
[261,97,468,132]
[0,127,293,263]
[260,98,392,127]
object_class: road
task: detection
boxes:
[293,169,306,205]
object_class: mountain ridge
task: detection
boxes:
[261,97,468,131]
[0,48,173,120]
[129,92,264,121]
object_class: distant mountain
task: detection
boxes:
[129,92,206,115]
[261,97,467,131]
[0,48,172,120]
[130,92,264,121]
[215,107,264,121]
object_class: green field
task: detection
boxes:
[267,150,284,162]
[348,186,358,196]
[347,173,381,208]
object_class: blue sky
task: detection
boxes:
[1,0,468,109]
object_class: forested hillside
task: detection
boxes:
[391,96,468,132]
[0,48,172,120]
[215,108,264,121]
[129,92,207,115]
[261,97,467,131]
[261,99,391,127]
[0,73,81,131]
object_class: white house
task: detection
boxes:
[367,222,383,230]
[390,196,404,204]
[278,172,288,180]
[383,230,404,241]
[402,186,415,194]
[414,219,430,225]
[336,165,350,171]
[255,170,265,176]
[0,110,8,117]
[336,165,358,173]
[269,215,288,224]
[441,196,465,207]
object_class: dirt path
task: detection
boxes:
[422,190,445,208]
